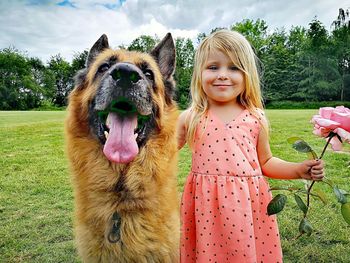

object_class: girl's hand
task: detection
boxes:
[298,160,325,181]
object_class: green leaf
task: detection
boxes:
[299,218,313,236]
[294,194,308,214]
[306,150,318,160]
[322,178,334,187]
[313,190,328,205]
[292,140,313,153]
[339,189,349,196]
[334,186,347,204]
[287,137,303,144]
[288,137,316,157]
[267,194,287,215]
[341,203,350,225]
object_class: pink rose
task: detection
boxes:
[311,106,350,151]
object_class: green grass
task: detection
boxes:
[1,110,349,262]
[0,111,77,262]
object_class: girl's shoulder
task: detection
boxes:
[179,109,191,126]
[250,107,269,127]
[253,107,265,117]
[178,108,196,134]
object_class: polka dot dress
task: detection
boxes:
[180,109,283,263]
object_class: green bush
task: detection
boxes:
[265,101,350,109]
[33,100,65,111]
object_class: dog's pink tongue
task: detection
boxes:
[103,112,138,163]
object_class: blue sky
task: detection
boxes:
[0,0,348,63]
[27,0,126,8]
[56,0,126,9]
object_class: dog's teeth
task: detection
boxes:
[104,131,109,139]
[106,115,111,128]
[134,133,138,139]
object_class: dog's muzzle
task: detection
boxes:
[91,63,155,164]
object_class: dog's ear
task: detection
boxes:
[86,34,110,68]
[150,33,175,80]
[72,35,109,91]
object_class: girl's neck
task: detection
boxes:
[208,101,245,124]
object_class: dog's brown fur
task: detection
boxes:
[65,34,179,262]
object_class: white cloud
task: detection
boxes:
[0,0,348,63]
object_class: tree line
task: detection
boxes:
[0,8,349,110]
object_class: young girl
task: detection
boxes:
[177,30,324,263]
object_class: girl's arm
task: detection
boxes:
[177,110,189,150]
[257,119,324,180]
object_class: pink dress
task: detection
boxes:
[180,109,283,263]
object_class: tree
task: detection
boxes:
[307,18,328,51]
[296,19,340,101]
[332,8,350,30]
[331,12,350,100]
[231,19,269,58]
[297,57,341,101]
[128,35,159,52]
[174,38,195,108]
[71,50,88,72]
[28,57,55,103]
[0,47,44,110]
[0,47,26,109]
[287,26,308,55]
[196,32,206,44]
[263,29,299,101]
[47,54,73,107]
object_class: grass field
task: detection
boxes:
[0,110,349,262]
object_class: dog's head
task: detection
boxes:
[72,33,176,164]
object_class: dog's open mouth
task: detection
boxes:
[98,98,150,164]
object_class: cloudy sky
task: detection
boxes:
[0,0,348,63]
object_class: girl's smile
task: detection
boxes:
[213,84,233,89]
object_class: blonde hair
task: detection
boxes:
[186,29,264,148]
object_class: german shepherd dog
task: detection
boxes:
[65,33,179,262]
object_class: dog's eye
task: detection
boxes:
[144,70,154,81]
[98,63,110,73]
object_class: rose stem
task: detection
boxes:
[306,134,335,208]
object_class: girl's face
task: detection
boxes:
[201,49,245,106]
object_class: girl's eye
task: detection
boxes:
[230,66,239,71]
[98,63,110,73]
[144,70,154,80]
[208,65,218,70]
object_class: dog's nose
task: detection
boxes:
[111,63,141,84]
